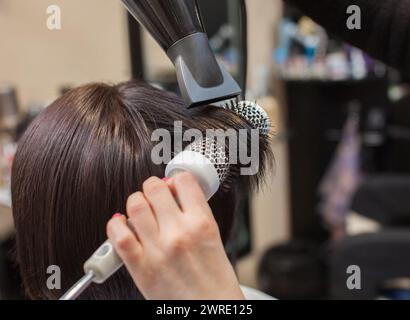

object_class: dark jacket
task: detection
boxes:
[287,0,410,76]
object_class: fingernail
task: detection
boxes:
[112,213,122,218]
[162,177,171,182]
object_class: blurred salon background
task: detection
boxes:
[1,0,410,300]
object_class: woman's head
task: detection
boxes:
[11,81,270,299]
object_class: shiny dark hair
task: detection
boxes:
[11,81,271,299]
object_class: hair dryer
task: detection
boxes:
[121,0,241,107]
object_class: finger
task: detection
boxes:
[163,177,176,196]
[126,191,158,245]
[172,172,212,216]
[162,178,183,212]
[106,214,143,265]
[163,177,178,202]
[142,177,182,227]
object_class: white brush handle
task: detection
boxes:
[165,150,220,201]
[83,240,123,284]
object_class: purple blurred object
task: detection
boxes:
[319,109,362,240]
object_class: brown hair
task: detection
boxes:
[11,81,271,299]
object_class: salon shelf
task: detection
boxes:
[284,77,390,241]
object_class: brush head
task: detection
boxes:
[184,137,230,182]
[165,99,273,198]
[224,100,271,135]
[165,137,229,200]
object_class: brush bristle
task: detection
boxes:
[185,137,230,184]
[224,100,271,136]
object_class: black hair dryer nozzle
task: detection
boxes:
[121,0,242,107]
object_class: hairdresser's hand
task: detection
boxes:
[106,173,245,300]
